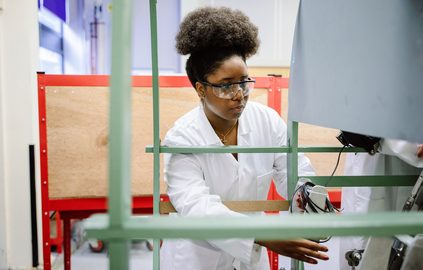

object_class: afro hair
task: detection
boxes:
[176,7,260,87]
[176,6,260,58]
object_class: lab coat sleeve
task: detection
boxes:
[380,139,423,168]
[270,115,315,199]
[164,152,262,265]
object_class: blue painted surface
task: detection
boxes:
[44,0,67,21]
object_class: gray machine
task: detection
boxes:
[345,171,423,269]
[289,0,423,143]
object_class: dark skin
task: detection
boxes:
[195,55,247,148]
[195,55,247,159]
[417,144,423,158]
[194,54,329,264]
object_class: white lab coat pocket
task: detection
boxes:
[256,170,274,200]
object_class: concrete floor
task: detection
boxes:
[52,240,153,270]
[51,237,340,270]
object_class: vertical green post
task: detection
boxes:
[149,0,161,269]
[287,121,299,197]
[107,0,134,269]
[287,120,302,270]
[109,242,130,270]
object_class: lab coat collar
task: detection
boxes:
[197,103,252,146]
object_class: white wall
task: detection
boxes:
[0,2,7,266]
[179,0,299,71]
[213,0,299,67]
[131,0,181,73]
[64,0,89,74]
[0,0,40,269]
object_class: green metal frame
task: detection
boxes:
[106,0,133,267]
[145,145,365,154]
[85,1,423,269]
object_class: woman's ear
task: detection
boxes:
[195,81,205,98]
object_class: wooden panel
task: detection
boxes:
[159,200,290,214]
[299,124,346,177]
[46,86,268,198]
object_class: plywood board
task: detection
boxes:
[46,84,343,198]
[46,86,268,198]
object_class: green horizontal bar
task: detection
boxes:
[298,146,366,153]
[145,145,291,154]
[305,175,419,187]
[86,212,423,241]
[144,145,366,154]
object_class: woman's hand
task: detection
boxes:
[256,239,329,264]
[417,144,423,158]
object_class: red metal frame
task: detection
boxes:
[37,72,52,270]
[38,74,340,270]
[49,213,63,254]
[42,74,281,88]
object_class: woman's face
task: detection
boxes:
[196,55,250,122]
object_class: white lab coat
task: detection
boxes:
[160,102,315,270]
[339,139,423,270]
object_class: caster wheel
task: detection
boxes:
[89,240,105,253]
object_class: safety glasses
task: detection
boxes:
[200,78,256,100]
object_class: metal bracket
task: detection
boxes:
[402,171,423,211]
[345,249,364,269]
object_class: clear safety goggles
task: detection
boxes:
[200,78,256,100]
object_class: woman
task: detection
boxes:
[161,7,329,270]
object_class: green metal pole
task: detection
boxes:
[287,121,298,200]
[305,175,418,187]
[298,261,304,270]
[108,0,134,269]
[86,212,423,240]
[109,241,130,270]
[145,145,292,153]
[287,121,301,270]
[149,0,161,269]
